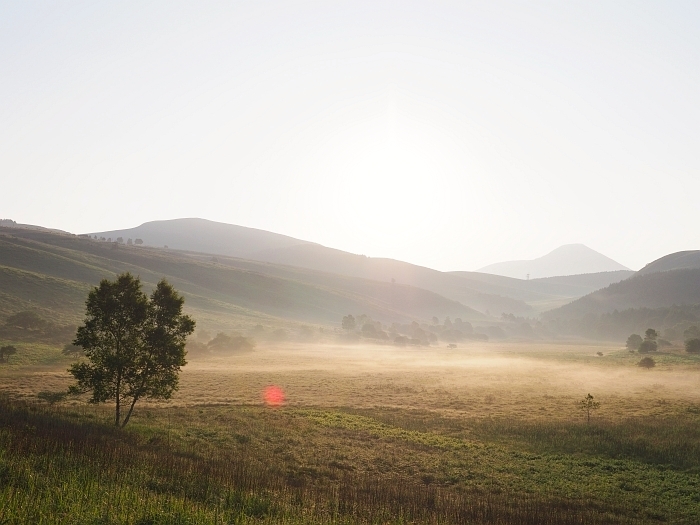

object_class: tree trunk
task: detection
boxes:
[121,396,139,428]
[115,376,121,427]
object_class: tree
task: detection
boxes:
[341,315,356,331]
[127,238,133,245]
[135,239,144,245]
[638,340,657,353]
[579,393,600,424]
[116,237,124,243]
[683,325,700,341]
[638,357,656,369]
[626,334,643,351]
[69,273,195,427]
[0,345,17,362]
[6,311,45,330]
[685,338,700,354]
[644,328,658,341]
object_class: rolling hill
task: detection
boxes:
[0,227,483,332]
[542,267,700,321]
[637,250,700,275]
[477,244,630,279]
[90,219,634,315]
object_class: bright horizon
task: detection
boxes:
[2,2,699,271]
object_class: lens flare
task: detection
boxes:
[263,385,285,406]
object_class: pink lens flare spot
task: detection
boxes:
[263,385,285,406]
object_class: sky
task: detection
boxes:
[1,1,699,271]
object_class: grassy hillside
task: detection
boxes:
[544,268,700,320]
[0,228,482,333]
[637,250,700,275]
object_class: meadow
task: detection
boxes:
[0,340,699,524]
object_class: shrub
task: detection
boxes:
[685,338,700,354]
[0,345,17,362]
[638,357,656,369]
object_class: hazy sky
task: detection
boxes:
[2,2,699,271]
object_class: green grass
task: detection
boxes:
[1,395,698,524]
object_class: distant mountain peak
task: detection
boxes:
[477,244,630,280]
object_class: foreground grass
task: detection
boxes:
[0,397,698,524]
[1,342,700,523]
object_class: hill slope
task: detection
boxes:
[477,244,630,279]
[0,227,482,331]
[637,250,700,275]
[90,219,633,315]
[542,268,700,320]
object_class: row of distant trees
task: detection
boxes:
[625,326,700,353]
[341,314,488,346]
[88,235,143,245]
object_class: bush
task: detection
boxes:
[626,334,643,350]
[207,332,256,353]
[0,345,17,362]
[638,340,657,353]
[685,338,700,354]
[638,357,656,369]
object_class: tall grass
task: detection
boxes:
[0,398,647,524]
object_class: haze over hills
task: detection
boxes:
[90,219,634,314]
[0,227,482,331]
[477,244,631,279]
[6,220,700,341]
[543,250,700,329]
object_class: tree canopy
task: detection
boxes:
[0,345,17,362]
[69,273,195,427]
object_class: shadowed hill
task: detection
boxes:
[637,250,700,275]
[542,268,700,320]
[477,244,630,279]
[0,227,482,330]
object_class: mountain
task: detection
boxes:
[90,219,633,315]
[637,250,700,276]
[477,244,630,279]
[0,227,482,331]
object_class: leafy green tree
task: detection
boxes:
[69,273,195,427]
[0,345,17,362]
[638,340,657,353]
[341,315,356,331]
[644,328,658,341]
[579,393,600,424]
[685,338,700,354]
[626,334,643,351]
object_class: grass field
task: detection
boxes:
[0,341,699,523]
